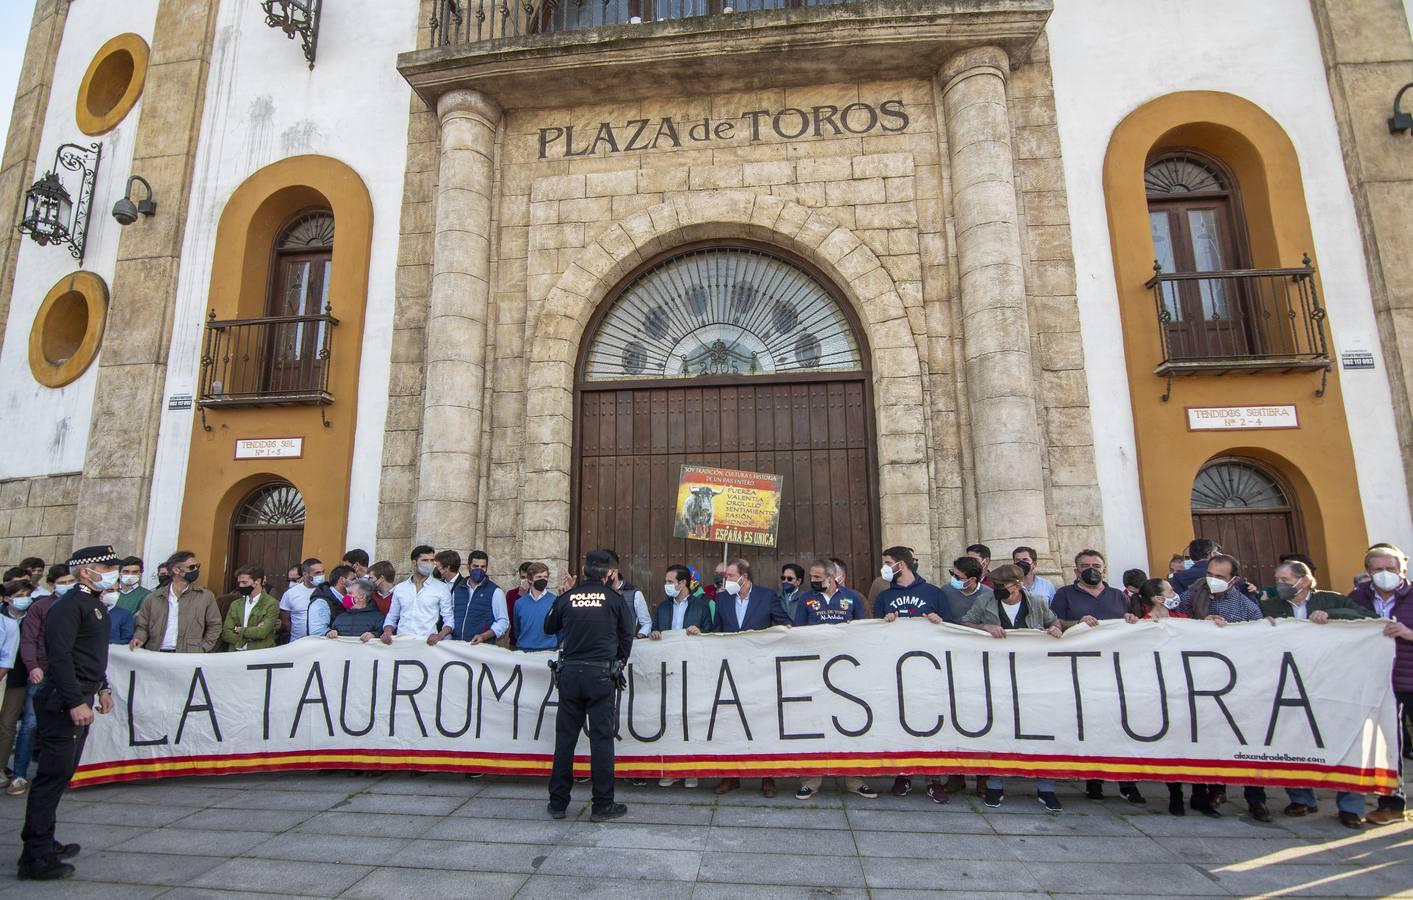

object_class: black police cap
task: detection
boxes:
[584,550,613,569]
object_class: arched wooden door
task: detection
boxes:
[1191,457,1303,588]
[573,243,881,604]
[227,482,306,596]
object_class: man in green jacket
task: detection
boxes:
[1261,560,1378,623]
[115,556,150,616]
[221,565,281,651]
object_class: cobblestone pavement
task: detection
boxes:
[0,773,1409,898]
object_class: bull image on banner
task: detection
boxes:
[674,464,783,547]
[73,619,1399,792]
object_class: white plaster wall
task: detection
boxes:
[142,1,414,563]
[1047,0,1413,567]
[0,0,160,478]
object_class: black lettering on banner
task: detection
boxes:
[175,667,222,744]
[533,675,558,741]
[436,661,476,739]
[477,663,523,740]
[289,662,335,739]
[1008,652,1054,741]
[624,119,651,152]
[125,669,169,747]
[709,658,753,741]
[775,655,824,741]
[946,650,994,738]
[1264,652,1324,748]
[1048,651,1100,741]
[340,660,377,736]
[1181,651,1247,744]
[896,650,944,738]
[627,661,668,743]
[1113,652,1169,742]
[879,100,910,132]
[248,661,294,740]
[840,102,878,134]
[391,659,429,738]
[680,660,690,742]
[824,654,872,738]
[772,108,810,140]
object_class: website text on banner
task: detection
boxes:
[74,619,1398,792]
[673,464,783,547]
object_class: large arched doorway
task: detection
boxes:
[573,242,881,602]
[227,481,306,597]
[1191,457,1304,588]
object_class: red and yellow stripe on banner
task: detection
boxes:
[72,749,1398,792]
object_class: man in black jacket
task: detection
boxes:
[18,545,118,881]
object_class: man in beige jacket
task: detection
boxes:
[129,551,222,653]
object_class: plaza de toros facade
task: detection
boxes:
[1,0,1411,595]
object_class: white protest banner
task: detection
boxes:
[74,619,1399,792]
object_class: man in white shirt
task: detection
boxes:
[603,549,652,638]
[279,557,324,641]
[1011,546,1056,605]
[381,545,454,645]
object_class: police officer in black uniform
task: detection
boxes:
[18,545,118,881]
[544,549,635,822]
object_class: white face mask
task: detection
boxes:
[1162,595,1180,609]
[664,583,679,598]
[96,569,120,591]
[416,562,435,578]
[101,591,118,608]
[54,583,75,596]
[1372,570,1402,592]
[119,573,140,588]
[722,579,742,596]
[880,563,896,581]
[1205,577,1231,594]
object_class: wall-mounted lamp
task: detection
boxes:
[261,0,322,69]
[112,175,157,225]
[16,141,102,264]
[1390,82,1413,134]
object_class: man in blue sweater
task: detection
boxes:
[512,563,557,651]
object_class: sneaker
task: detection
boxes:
[850,784,879,799]
[1119,785,1146,805]
[1038,791,1063,812]
[984,787,1004,808]
[6,778,27,796]
[546,803,566,820]
[684,778,698,788]
[926,781,951,805]
[658,777,677,787]
[590,802,628,822]
[891,776,912,796]
[795,785,816,800]
[1085,780,1105,801]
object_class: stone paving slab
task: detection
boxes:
[0,773,1408,897]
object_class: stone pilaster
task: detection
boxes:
[73,0,221,552]
[938,46,1050,555]
[414,88,502,552]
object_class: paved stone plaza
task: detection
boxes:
[0,772,1409,898]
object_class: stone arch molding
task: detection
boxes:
[522,190,932,567]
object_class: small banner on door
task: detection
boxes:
[673,464,783,547]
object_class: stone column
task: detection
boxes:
[939,46,1050,554]
[415,88,501,551]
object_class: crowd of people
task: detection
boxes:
[0,537,1410,829]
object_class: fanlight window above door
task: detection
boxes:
[1191,461,1288,510]
[235,482,307,525]
[583,247,863,382]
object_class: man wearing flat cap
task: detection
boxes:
[18,545,117,881]
[544,549,635,822]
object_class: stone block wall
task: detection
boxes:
[0,473,79,570]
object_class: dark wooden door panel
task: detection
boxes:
[575,380,878,612]
[1191,509,1297,590]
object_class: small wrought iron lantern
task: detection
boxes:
[17,141,102,264]
[261,0,322,69]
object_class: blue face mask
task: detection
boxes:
[469,567,486,583]
[1182,559,1195,570]
[949,576,965,590]
[311,575,326,586]
[54,583,75,596]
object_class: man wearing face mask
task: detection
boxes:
[940,556,987,622]
[381,545,454,645]
[279,557,324,642]
[154,562,172,589]
[451,550,510,645]
[1052,550,1146,805]
[711,557,784,796]
[1011,546,1055,606]
[602,550,652,640]
[17,566,75,795]
[513,563,558,651]
[1350,545,1413,825]
[130,552,222,653]
[221,566,280,651]
[777,564,807,625]
[101,586,134,645]
[506,561,532,646]
[18,545,118,881]
[306,565,354,638]
[114,557,148,616]
[651,564,713,641]
[0,579,37,798]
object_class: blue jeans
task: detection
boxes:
[987,776,1054,793]
[12,682,39,778]
[1286,787,1364,816]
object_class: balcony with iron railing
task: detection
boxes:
[1144,257,1330,398]
[198,308,338,412]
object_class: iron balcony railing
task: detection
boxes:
[1145,257,1330,376]
[431,0,856,45]
[198,309,338,408]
